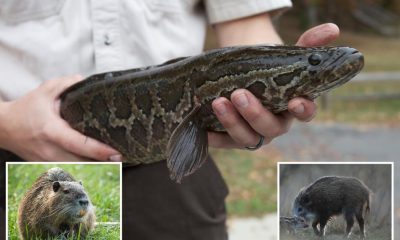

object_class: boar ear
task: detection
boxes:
[303,194,312,205]
[53,181,61,192]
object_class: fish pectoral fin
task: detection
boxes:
[167,104,208,183]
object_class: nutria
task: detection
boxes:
[292,176,371,239]
[17,167,95,239]
[280,216,309,234]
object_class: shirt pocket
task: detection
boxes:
[0,0,65,24]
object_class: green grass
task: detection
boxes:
[211,149,279,217]
[7,164,121,240]
[316,80,400,125]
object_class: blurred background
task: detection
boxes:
[279,164,392,240]
[206,1,400,239]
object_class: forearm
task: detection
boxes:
[213,13,283,47]
[0,101,11,149]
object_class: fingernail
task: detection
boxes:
[293,103,304,114]
[235,93,249,108]
[214,103,227,116]
[109,154,122,162]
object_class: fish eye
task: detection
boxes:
[308,54,322,66]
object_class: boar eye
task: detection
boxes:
[298,207,302,212]
[63,190,70,194]
[308,54,322,66]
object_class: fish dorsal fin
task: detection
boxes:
[161,56,188,66]
[167,104,208,183]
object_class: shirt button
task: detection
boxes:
[104,33,112,45]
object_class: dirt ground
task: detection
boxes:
[280,225,392,240]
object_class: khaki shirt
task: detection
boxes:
[0,0,291,100]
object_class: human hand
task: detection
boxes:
[0,75,121,161]
[209,23,340,149]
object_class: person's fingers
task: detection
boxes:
[46,120,121,161]
[296,23,340,47]
[293,24,336,122]
[44,149,92,162]
[54,75,83,96]
[230,89,291,141]
[25,142,93,162]
[212,97,261,147]
[288,98,317,122]
[207,131,242,149]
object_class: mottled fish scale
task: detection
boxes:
[60,45,364,182]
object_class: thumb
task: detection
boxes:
[296,23,340,47]
[46,75,83,98]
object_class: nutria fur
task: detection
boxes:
[18,167,95,239]
[293,176,371,239]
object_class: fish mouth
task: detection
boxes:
[334,51,363,85]
[336,49,364,80]
[312,48,364,96]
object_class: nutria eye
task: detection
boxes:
[63,190,70,194]
[308,54,322,66]
[298,207,302,212]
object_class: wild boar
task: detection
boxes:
[292,176,371,239]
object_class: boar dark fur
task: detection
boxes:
[293,176,371,239]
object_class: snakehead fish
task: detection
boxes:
[60,45,364,182]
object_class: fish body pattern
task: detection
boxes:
[60,45,364,182]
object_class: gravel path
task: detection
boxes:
[269,122,400,163]
[228,214,277,240]
[228,123,399,239]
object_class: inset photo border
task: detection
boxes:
[278,162,393,240]
[6,162,122,240]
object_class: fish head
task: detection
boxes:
[293,46,364,99]
[237,45,363,112]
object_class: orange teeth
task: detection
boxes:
[79,209,87,217]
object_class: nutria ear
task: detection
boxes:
[53,181,61,192]
[79,180,83,186]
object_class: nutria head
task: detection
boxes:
[48,181,92,224]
